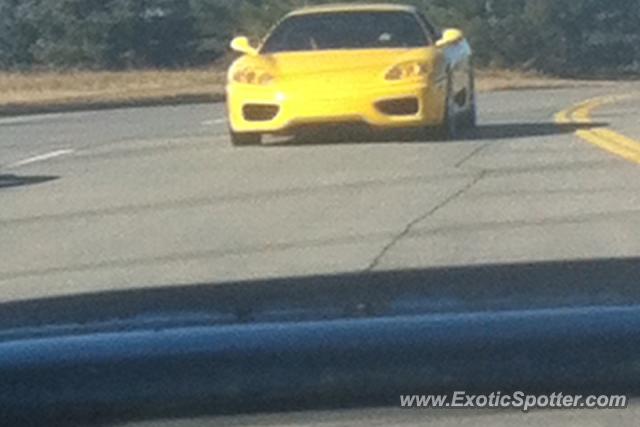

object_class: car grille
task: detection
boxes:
[375,98,420,116]
[243,104,280,121]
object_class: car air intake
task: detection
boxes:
[375,98,420,116]
[243,104,279,121]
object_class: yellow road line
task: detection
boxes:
[555,94,640,164]
[576,130,640,164]
[591,128,640,153]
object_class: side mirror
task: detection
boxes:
[436,28,464,48]
[231,36,258,56]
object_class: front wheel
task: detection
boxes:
[229,129,262,147]
[459,96,477,129]
[459,71,477,129]
[434,81,458,141]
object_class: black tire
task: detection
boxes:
[460,97,477,130]
[434,78,458,141]
[230,129,262,146]
[460,71,477,130]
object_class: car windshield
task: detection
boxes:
[261,11,428,53]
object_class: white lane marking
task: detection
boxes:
[202,118,228,126]
[8,149,74,168]
[0,113,67,126]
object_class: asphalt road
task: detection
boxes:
[2,84,640,303]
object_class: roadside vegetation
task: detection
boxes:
[2,0,638,75]
[0,0,635,114]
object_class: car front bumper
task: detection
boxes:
[227,81,446,134]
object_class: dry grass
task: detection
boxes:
[0,68,605,116]
[476,69,599,92]
[0,69,226,115]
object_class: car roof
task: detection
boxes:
[288,3,418,17]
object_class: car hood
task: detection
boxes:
[231,48,439,89]
[266,48,434,75]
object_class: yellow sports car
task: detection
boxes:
[226,3,476,146]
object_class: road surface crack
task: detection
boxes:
[455,143,490,168]
[366,171,487,271]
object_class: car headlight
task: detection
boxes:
[385,61,429,81]
[232,68,274,85]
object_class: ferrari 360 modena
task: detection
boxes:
[226,3,476,146]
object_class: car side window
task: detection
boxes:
[417,12,441,43]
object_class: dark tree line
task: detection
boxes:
[0,0,638,76]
